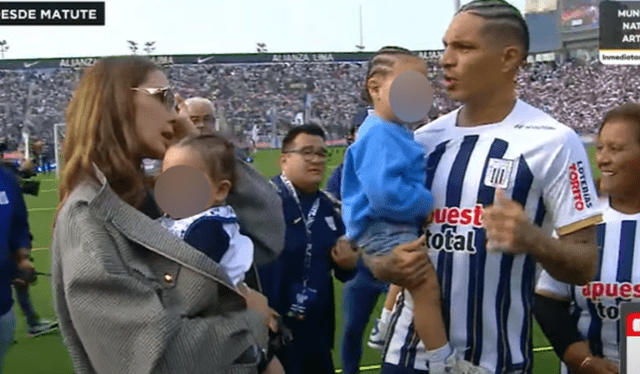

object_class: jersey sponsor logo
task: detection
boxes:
[569,161,593,211]
[426,205,484,253]
[0,191,8,205]
[582,282,640,301]
[431,205,484,227]
[420,128,445,133]
[513,123,555,130]
[484,158,514,189]
[426,228,478,253]
[582,282,640,321]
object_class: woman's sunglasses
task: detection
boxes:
[131,86,176,111]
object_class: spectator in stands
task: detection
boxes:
[51,56,276,373]
[534,102,640,374]
[325,125,355,201]
[4,53,640,145]
[180,97,217,132]
[258,124,358,374]
[0,164,35,373]
[325,107,370,200]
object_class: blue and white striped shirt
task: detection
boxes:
[537,201,640,371]
[383,99,603,374]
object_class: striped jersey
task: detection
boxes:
[383,99,603,374]
[537,201,640,371]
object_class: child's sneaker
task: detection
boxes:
[429,351,492,374]
[27,319,59,338]
[367,317,390,350]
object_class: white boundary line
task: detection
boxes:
[28,207,57,212]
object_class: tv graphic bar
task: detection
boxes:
[0,2,104,26]
[620,303,640,374]
[599,1,640,64]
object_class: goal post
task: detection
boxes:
[53,123,65,179]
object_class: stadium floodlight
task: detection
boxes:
[144,41,156,55]
[127,40,139,54]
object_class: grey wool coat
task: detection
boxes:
[51,164,269,374]
[227,154,285,267]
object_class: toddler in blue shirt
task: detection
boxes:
[342,47,461,374]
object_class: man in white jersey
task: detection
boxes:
[365,1,602,374]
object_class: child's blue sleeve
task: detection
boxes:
[355,127,433,220]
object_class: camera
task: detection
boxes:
[0,160,41,196]
[21,179,40,196]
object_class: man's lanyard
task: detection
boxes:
[279,173,320,285]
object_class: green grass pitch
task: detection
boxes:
[4,145,597,373]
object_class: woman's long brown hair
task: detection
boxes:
[54,56,159,226]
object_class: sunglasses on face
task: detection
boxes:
[131,86,176,111]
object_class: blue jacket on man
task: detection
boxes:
[0,165,31,317]
[258,175,355,351]
[325,163,343,201]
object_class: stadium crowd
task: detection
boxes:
[0,57,637,152]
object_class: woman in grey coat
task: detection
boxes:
[51,56,282,374]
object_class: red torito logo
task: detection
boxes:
[569,161,593,211]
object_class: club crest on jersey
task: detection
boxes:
[0,191,8,205]
[325,216,337,231]
[484,158,514,189]
[569,161,593,211]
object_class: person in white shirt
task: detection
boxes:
[535,102,640,374]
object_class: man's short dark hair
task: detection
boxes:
[282,124,326,152]
[458,0,530,60]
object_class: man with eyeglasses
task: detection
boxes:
[258,124,358,374]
